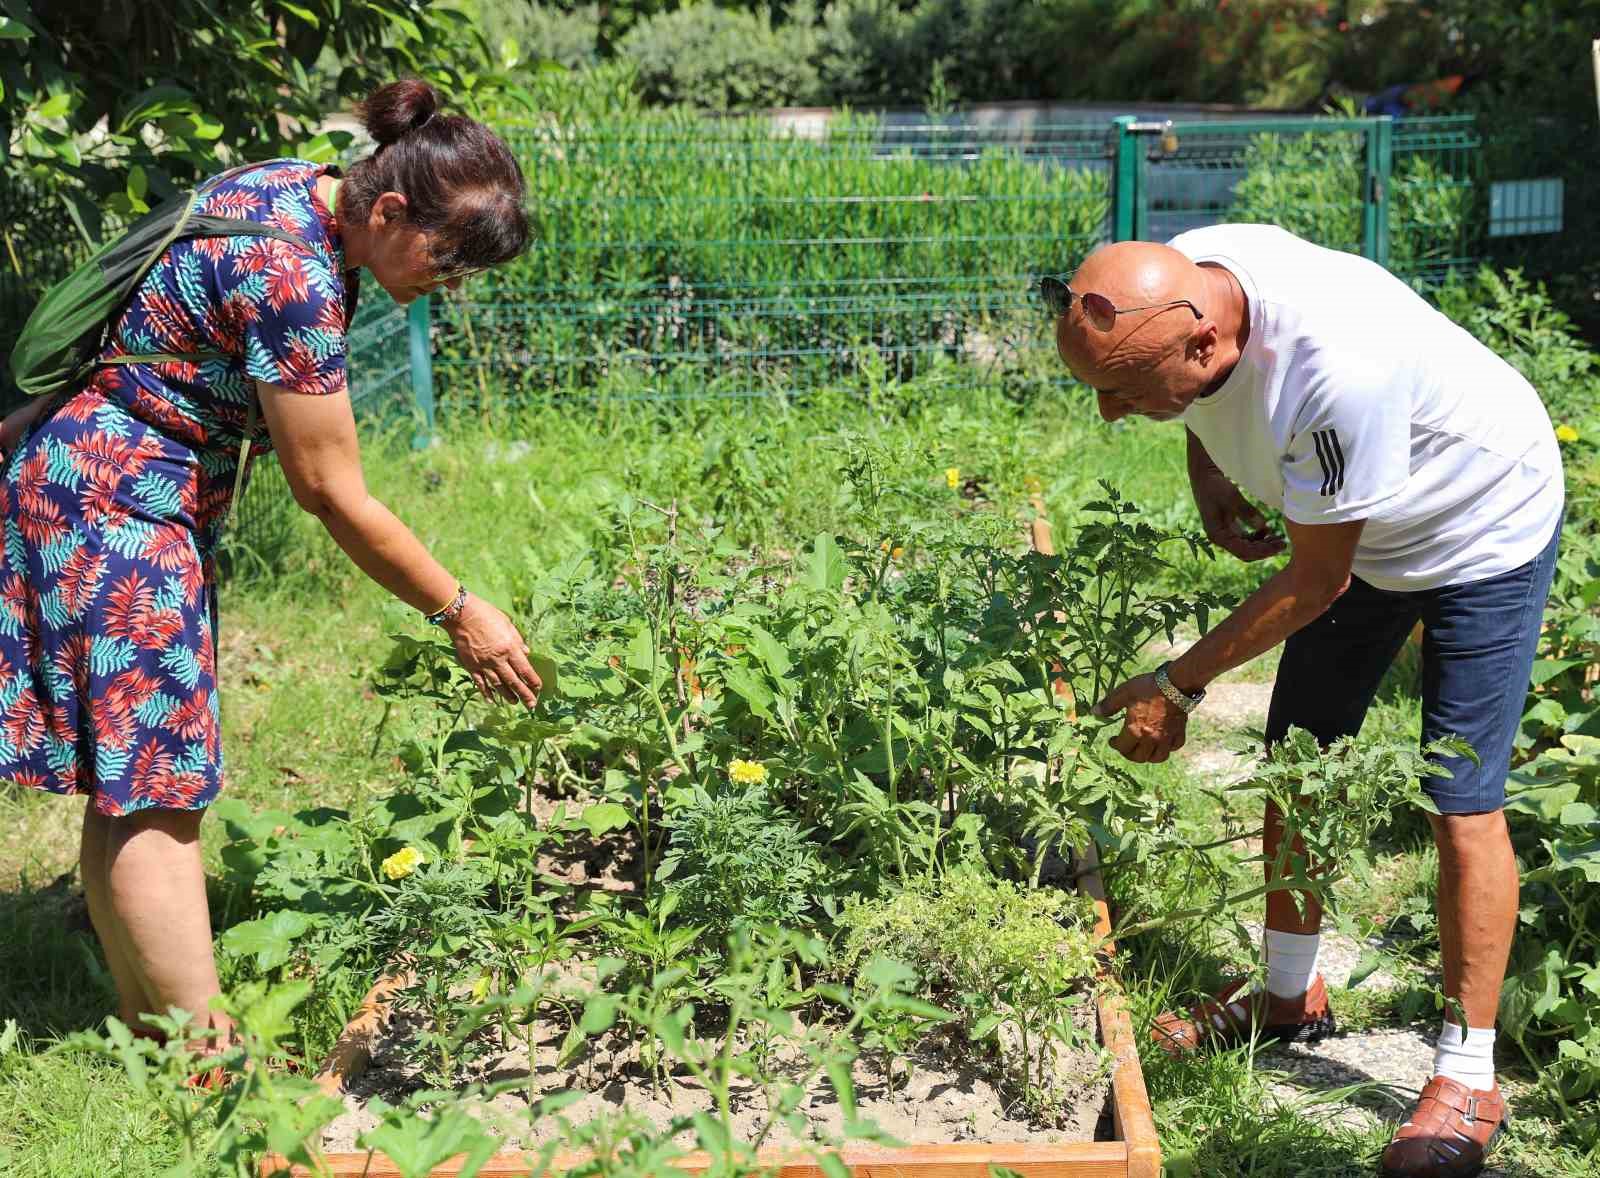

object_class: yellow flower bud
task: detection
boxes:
[728,758,768,785]
[945,467,960,490]
[1556,423,1580,444]
[381,846,425,881]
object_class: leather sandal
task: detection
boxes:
[1151,973,1336,1057]
[1379,1075,1506,1178]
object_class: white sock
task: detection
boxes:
[1264,929,1321,999]
[1433,1021,1496,1091]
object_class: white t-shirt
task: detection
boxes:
[1169,224,1563,591]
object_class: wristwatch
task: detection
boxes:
[1154,662,1205,714]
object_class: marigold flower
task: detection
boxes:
[945,466,961,490]
[1556,423,1580,444]
[728,759,768,785]
[382,846,425,881]
[891,547,904,560]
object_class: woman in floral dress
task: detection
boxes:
[0,80,542,1044]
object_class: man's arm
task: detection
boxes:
[1093,517,1364,763]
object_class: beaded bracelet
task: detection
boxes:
[425,585,468,627]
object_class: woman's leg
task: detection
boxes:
[104,807,231,1043]
[79,806,158,1028]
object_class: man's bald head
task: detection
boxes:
[1056,241,1208,373]
[1050,241,1242,423]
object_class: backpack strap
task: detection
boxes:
[227,398,257,527]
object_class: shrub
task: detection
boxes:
[1432,267,1598,422]
[656,782,832,941]
[617,4,821,111]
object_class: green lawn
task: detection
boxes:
[0,384,1589,1177]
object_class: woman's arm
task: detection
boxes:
[0,395,59,459]
[255,380,542,706]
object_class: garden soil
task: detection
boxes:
[319,1002,1110,1154]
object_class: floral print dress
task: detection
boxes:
[0,159,353,815]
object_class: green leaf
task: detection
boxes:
[297,130,353,164]
[127,165,148,202]
[118,85,196,132]
[691,1111,731,1155]
[0,17,34,41]
[35,93,70,119]
[824,1057,856,1120]
[1345,950,1387,990]
[219,910,317,970]
[579,802,630,837]
[805,533,846,591]
[276,1,320,26]
[969,1012,1005,1040]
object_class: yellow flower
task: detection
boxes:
[381,846,425,881]
[1556,423,1580,444]
[728,759,768,785]
[891,546,904,560]
[945,466,961,490]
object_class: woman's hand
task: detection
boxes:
[443,594,543,707]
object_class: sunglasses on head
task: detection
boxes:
[1037,275,1202,331]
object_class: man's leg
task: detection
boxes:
[105,807,231,1044]
[1258,575,1419,984]
[1382,521,1560,1178]
[1432,809,1518,1031]
[80,806,159,1029]
[1152,575,1418,1054]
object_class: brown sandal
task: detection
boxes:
[1379,1076,1506,1178]
[1151,973,1336,1057]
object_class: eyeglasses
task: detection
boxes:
[1038,275,1202,331]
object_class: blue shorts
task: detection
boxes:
[1265,520,1562,814]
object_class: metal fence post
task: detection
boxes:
[407,294,435,448]
[1113,116,1140,241]
[1362,116,1394,268]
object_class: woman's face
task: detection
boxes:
[360,192,473,305]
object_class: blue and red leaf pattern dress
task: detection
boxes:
[0,159,351,814]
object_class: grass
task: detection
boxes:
[0,382,1590,1176]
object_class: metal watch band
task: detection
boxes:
[1155,661,1204,714]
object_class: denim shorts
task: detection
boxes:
[1265,519,1562,814]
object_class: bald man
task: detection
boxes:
[1051,226,1563,1178]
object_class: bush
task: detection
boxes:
[656,782,832,941]
[618,4,821,111]
[1227,123,1479,281]
[1432,267,1597,422]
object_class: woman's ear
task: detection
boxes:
[371,191,410,227]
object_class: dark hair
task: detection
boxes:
[341,79,529,273]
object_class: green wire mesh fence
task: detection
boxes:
[427,112,1483,414]
[1,111,1486,561]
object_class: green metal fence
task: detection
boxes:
[424,112,1482,413]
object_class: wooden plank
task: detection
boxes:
[261,1141,1130,1178]
[1027,498,1161,1178]
[313,964,413,1098]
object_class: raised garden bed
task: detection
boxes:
[231,480,1203,1178]
[261,847,1158,1178]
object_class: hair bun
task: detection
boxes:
[358,79,440,148]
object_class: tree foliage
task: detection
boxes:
[0,0,531,246]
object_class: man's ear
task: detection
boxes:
[1189,320,1220,366]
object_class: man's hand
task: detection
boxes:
[1187,428,1284,562]
[1193,470,1285,562]
[1092,673,1188,763]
